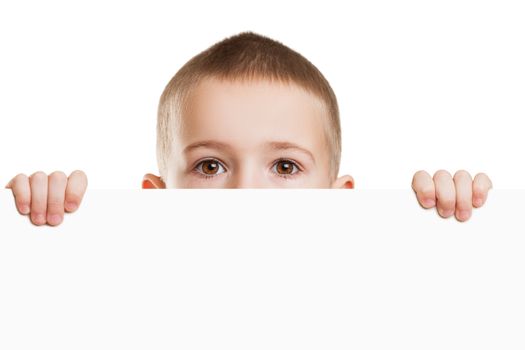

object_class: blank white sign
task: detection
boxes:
[0,190,524,349]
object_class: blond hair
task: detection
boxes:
[157,32,341,180]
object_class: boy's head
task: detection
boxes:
[144,32,354,189]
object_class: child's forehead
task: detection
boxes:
[175,77,330,154]
[185,76,328,119]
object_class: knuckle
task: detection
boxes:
[475,172,488,178]
[71,170,87,179]
[412,170,428,187]
[30,171,47,180]
[70,170,88,188]
[474,173,493,188]
[414,170,428,177]
[14,173,28,182]
[49,171,67,180]
[434,169,451,179]
[453,169,471,179]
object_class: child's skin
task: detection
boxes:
[6,78,492,226]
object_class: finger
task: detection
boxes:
[453,170,473,222]
[30,172,48,226]
[411,170,436,208]
[433,170,456,218]
[8,174,31,215]
[65,170,88,213]
[47,171,67,226]
[472,173,493,208]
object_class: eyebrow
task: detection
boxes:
[265,141,316,164]
[183,140,316,163]
[183,141,233,154]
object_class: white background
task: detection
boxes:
[1,0,524,189]
[1,190,524,349]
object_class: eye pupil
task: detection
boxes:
[277,161,294,174]
[202,160,219,174]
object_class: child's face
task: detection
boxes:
[160,77,353,188]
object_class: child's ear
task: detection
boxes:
[331,175,355,189]
[142,173,166,189]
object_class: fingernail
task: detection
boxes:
[473,197,483,207]
[439,209,454,217]
[423,199,435,207]
[47,214,63,226]
[19,205,30,215]
[65,202,78,212]
[458,210,471,221]
[33,214,46,225]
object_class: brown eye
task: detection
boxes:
[196,159,225,176]
[273,160,299,176]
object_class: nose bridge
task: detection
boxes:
[230,158,265,188]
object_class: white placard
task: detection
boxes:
[0,190,523,349]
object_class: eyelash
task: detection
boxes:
[272,158,303,180]
[192,158,303,180]
[192,158,227,181]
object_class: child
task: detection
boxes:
[6,32,493,226]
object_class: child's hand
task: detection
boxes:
[6,170,88,226]
[411,170,492,222]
